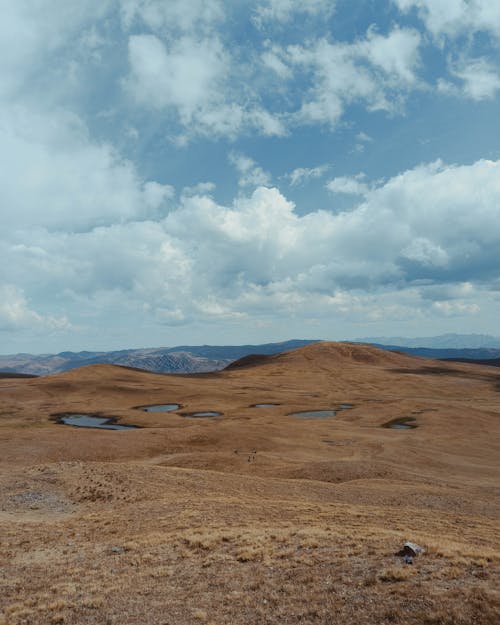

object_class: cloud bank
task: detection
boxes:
[3,157,499,341]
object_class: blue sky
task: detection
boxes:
[1,0,500,353]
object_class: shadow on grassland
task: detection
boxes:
[389,366,500,392]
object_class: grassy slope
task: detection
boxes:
[0,342,499,625]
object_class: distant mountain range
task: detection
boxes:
[0,340,317,376]
[2,335,500,376]
[354,333,500,365]
[367,344,500,363]
[355,333,500,349]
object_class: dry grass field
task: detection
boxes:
[0,342,499,625]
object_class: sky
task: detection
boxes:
[1,0,500,354]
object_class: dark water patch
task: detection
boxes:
[181,411,222,418]
[251,403,280,408]
[289,410,336,418]
[337,403,353,409]
[382,417,418,430]
[54,413,138,430]
[138,404,180,412]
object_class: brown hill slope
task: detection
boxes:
[226,341,418,369]
[0,342,499,625]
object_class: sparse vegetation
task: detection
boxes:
[0,343,498,624]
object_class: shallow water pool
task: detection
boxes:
[182,411,222,418]
[382,417,417,430]
[139,404,180,412]
[58,414,137,430]
[289,410,336,418]
[252,403,280,408]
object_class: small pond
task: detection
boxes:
[382,417,418,430]
[251,403,280,408]
[57,414,138,430]
[337,404,353,409]
[289,410,337,418]
[182,411,222,418]
[139,404,180,412]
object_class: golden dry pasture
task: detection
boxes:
[1,342,499,624]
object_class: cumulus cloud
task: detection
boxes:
[167,158,500,309]
[182,182,217,197]
[352,131,374,154]
[123,31,286,139]
[358,26,421,85]
[0,285,70,332]
[432,300,480,316]
[229,153,272,188]
[0,107,173,233]
[356,132,373,143]
[285,26,422,127]
[450,57,500,100]
[261,46,293,78]
[254,0,335,25]
[3,156,500,345]
[393,0,500,40]
[0,0,113,99]
[125,34,229,122]
[120,0,224,33]
[121,11,422,139]
[326,174,369,195]
[287,165,329,186]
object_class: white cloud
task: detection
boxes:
[358,26,421,85]
[0,285,70,332]
[393,0,500,40]
[0,107,173,233]
[0,1,114,101]
[436,77,459,96]
[4,158,500,340]
[450,57,500,100]
[182,182,217,196]
[288,165,329,186]
[120,0,224,34]
[356,132,373,143]
[287,40,374,126]
[401,237,449,267]
[261,47,293,78]
[352,131,374,154]
[326,174,369,195]
[285,27,422,127]
[432,300,480,316]
[247,109,287,137]
[254,0,335,24]
[125,34,229,122]
[124,32,286,139]
[0,285,43,331]
[229,153,272,188]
